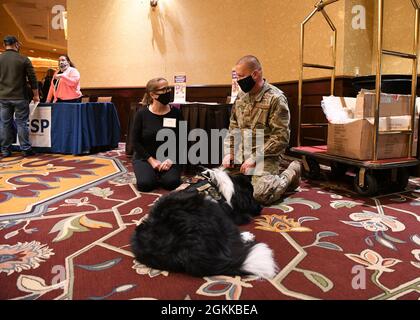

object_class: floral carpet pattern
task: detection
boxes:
[0,144,419,300]
[0,154,124,220]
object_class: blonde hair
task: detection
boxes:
[141,77,168,105]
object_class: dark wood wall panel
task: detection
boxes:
[82,76,420,175]
[276,77,356,147]
[301,107,328,123]
[82,86,233,143]
[81,77,356,146]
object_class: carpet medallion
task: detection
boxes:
[0,154,125,221]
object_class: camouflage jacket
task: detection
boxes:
[224,81,290,162]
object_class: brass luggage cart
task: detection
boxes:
[291,0,420,196]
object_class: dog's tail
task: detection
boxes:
[240,243,278,279]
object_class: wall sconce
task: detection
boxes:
[150,0,158,7]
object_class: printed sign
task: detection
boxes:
[174,73,187,103]
[16,105,52,148]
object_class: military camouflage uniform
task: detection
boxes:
[223,81,295,205]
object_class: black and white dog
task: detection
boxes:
[131,168,278,279]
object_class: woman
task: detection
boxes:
[46,55,82,103]
[131,77,183,192]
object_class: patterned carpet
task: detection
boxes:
[1,144,419,300]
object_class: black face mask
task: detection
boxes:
[237,74,256,93]
[156,91,172,105]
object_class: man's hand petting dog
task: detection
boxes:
[222,154,234,169]
[223,155,256,175]
[240,158,256,175]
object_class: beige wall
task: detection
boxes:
[343,0,374,76]
[372,0,418,75]
[68,0,418,88]
[343,0,418,77]
[68,0,345,88]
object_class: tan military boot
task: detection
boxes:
[252,161,302,206]
[285,160,302,191]
[253,174,290,206]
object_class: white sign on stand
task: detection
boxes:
[174,73,187,103]
[16,104,52,148]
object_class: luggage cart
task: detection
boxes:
[291,0,420,196]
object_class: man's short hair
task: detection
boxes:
[3,35,19,46]
[236,55,262,71]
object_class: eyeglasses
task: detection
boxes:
[153,87,172,94]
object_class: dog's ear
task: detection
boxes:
[201,169,217,183]
[196,165,209,175]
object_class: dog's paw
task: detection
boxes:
[241,232,255,243]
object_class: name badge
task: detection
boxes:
[163,118,177,128]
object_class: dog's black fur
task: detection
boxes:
[131,171,270,277]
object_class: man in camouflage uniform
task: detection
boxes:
[222,55,301,206]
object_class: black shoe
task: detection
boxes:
[22,149,36,157]
[1,150,12,158]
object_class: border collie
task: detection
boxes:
[131,168,278,279]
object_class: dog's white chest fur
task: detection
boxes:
[203,169,235,207]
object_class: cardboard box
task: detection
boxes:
[327,119,410,160]
[355,90,412,118]
[375,116,412,132]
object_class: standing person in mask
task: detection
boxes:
[0,35,39,158]
[131,77,183,192]
[222,55,302,206]
[46,55,82,103]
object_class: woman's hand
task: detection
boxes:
[54,73,63,80]
[148,157,162,171]
[158,159,173,172]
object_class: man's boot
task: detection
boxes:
[252,160,302,206]
[253,173,290,206]
[285,160,302,191]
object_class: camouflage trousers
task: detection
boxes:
[222,156,296,206]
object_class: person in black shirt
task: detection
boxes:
[0,35,39,158]
[131,77,183,192]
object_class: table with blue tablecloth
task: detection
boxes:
[15,102,121,155]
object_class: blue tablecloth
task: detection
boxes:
[50,102,120,154]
